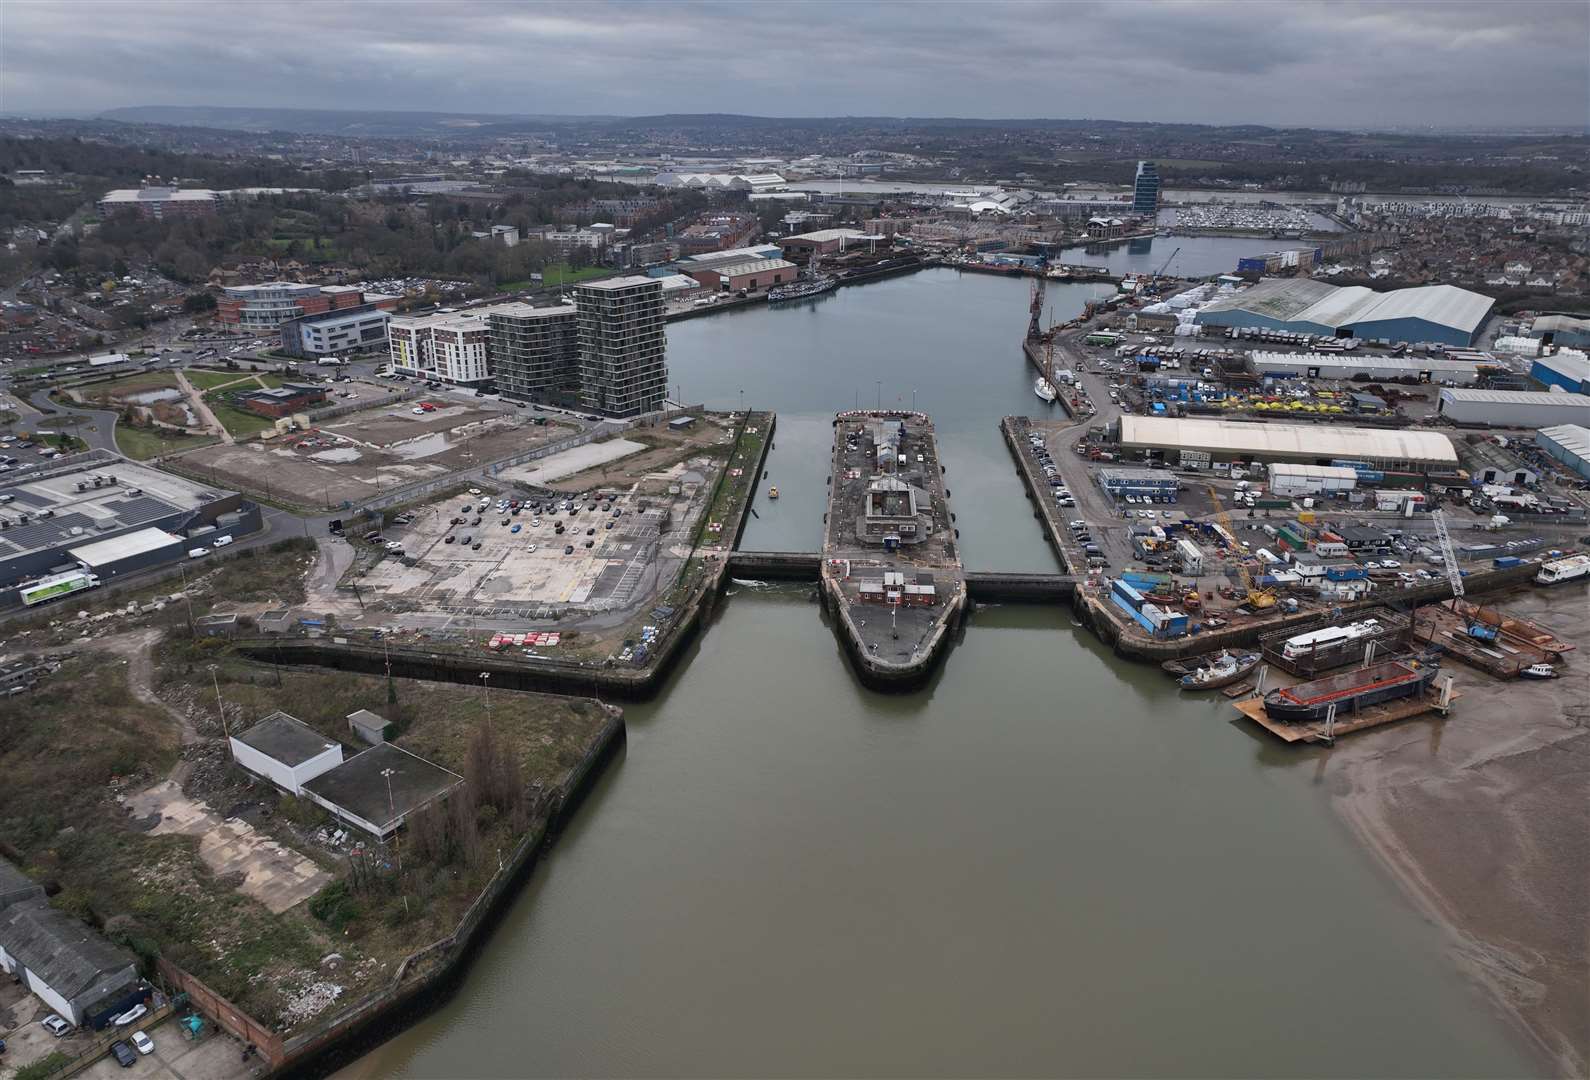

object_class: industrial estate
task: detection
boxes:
[0,26,1586,1080]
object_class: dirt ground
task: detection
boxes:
[533,415,738,492]
[179,401,578,507]
[1326,584,1590,1077]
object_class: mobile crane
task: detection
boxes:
[1208,484,1275,610]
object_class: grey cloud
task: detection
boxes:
[0,0,1584,127]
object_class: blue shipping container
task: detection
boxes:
[1493,556,1524,568]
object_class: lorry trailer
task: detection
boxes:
[19,569,101,607]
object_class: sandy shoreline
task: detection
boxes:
[1328,586,1590,1078]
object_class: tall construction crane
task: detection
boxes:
[1148,246,1182,294]
[1208,484,1275,609]
[1431,509,1497,641]
[1028,277,1047,341]
[1430,509,1463,599]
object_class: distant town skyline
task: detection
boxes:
[3,0,1586,130]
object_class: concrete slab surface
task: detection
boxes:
[123,781,330,914]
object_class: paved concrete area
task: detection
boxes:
[122,781,330,914]
[499,437,646,485]
[76,1021,267,1080]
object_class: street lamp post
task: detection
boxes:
[381,766,410,916]
[479,671,491,733]
[209,665,228,736]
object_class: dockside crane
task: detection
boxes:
[1147,246,1182,294]
[1432,508,1497,641]
[1208,484,1275,610]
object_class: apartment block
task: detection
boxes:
[575,277,668,417]
[388,312,492,385]
[487,302,580,402]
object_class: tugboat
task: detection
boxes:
[1178,651,1262,691]
[1519,663,1557,679]
[1263,656,1441,724]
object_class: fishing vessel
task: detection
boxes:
[1034,377,1057,403]
[1178,651,1261,690]
[1519,663,1558,679]
[768,254,838,303]
[1262,656,1440,724]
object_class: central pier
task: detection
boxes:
[821,411,966,689]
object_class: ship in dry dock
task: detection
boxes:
[821,411,965,689]
[1262,655,1442,724]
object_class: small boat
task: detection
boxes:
[1034,377,1057,403]
[1178,651,1261,690]
[1519,663,1558,679]
[768,485,779,499]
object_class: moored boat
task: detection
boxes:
[1178,651,1262,690]
[1519,663,1557,679]
[768,485,779,499]
[1263,656,1440,724]
[1034,377,1057,403]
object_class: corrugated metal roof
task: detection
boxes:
[1119,415,1458,465]
[1535,352,1590,383]
[707,258,797,276]
[1199,280,1493,335]
[1538,424,1590,460]
[68,526,182,567]
[1249,352,1484,374]
[1439,388,1590,406]
[1267,464,1360,480]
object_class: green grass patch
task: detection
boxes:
[185,368,257,391]
[503,263,611,290]
[115,423,218,461]
[206,400,278,438]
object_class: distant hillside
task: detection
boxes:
[97,105,607,137]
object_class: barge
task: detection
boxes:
[1263,656,1441,724]
[821,411,965,690]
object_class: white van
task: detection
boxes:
[212,535,233,547]
[187,547,209,559]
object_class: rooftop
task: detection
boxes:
[0,901,136,1000]
[1534,352,1590,382]
[706,258,797,277]
[1249,352,1487,373]
[233,711,342,767]
[1118,414,1459,466]
[784,228,873,244]
[1440,388,1590,408]
[576,275,661,292]
[68,526,183,568]
[1538,424,1590,459]
[1200,279,1493,334]
[301,743,463,833]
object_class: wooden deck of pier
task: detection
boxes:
[1234,687,1459,744]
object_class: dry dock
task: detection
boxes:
[821,411,965,689]
[1235,684,1459,744]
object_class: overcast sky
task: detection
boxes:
[3,0,1586,129]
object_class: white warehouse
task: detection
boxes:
[1248,352,1487,386]
[1437,388,1590,428]
[1266,463,1359,496]
[229,711,344,794]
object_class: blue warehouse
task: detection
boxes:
[1195,278,1494,346]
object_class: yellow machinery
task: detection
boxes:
[1207,484,1276,609]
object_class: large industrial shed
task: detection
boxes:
[68,527,187,579]
[1249,351,1486,385]
[1437,388,1590,428]
[1531,352,1590,394]
[1535,424,1590,480]
[1117,414,1459,470]
[1196,279,1494,345]
[1529,314,1590,349]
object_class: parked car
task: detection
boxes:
[130,1031,154,1055]
[564,545,574,555]
[41,1015,72,1037]
[511,524,522,534]
[111,1041,136,1068]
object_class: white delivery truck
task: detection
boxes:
[19,570,101,607]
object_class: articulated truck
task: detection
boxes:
[19,569,101,607]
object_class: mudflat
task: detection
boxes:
[1331,585,1590,1077]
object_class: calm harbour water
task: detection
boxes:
[347,271,1537,1078]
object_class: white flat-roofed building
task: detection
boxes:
[228,711,345,795]
[1249,351,1487,385]
[96,186,219,220]
[1118,414,1458,470]
[1437,388,1590,428]
[68,527,186,577]
[388,311,492,385]
[1267,463,1360,495]
[286,306,391,358]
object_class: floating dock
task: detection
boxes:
[1235,685,1458,744]
[821,411,965,690]
[1412,603,1553,678]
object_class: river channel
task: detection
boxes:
[346,270,1539,1077]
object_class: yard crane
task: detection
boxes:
[1208,484,1275,610]
[1432,508,1498,641]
